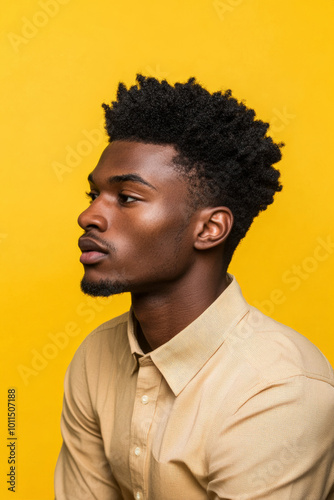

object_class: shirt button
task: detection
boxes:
[135,491,142,500]
[134,446,141,456]
[141,395,149,404]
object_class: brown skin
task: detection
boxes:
[78,140,233,352]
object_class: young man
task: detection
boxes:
[55,75,334,499]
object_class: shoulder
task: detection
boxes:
[67,311,131,378]
[224,305,334,403]
[84,311,130,348]
[210,306,334,445]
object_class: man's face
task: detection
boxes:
[78,141,198,296]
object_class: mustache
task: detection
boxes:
[80,233,116,253]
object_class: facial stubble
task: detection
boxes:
[80,276,131,297]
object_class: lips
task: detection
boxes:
[78,237,109,265]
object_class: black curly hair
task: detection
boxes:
[102,74,283,267]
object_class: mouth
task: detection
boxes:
[78,237,109,265]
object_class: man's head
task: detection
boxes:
[78,75,283,297]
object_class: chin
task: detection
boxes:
[80,277,130,297]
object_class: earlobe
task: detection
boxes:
[194,207,233,251]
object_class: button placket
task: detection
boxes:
[129,361,161,500]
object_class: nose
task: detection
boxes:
[77,203,108,232]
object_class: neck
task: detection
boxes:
[131,263,229,352]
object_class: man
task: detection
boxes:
[55,75,334,499]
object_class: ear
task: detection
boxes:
[194,207,233,251]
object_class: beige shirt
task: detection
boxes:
[55,276,334,500]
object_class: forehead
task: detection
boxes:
[91,140,183,186]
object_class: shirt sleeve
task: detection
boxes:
[207,375,334,500]
[54,338,123,500]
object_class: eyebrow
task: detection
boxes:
[87,173,157,190]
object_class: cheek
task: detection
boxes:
[139,211,187,247]
[112,203,192,264]
[139,203,189,235]
[138,215,191,265]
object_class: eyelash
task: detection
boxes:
[118,193,138,204]
[85,192,138,204]
[85,191,98,204]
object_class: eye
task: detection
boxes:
[118,193,138,204]
[85,191,99,204]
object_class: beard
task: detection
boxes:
[80,277,130,297]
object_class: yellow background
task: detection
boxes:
[1,0,334,498]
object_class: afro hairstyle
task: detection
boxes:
[102,74,283,267]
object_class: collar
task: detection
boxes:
[127,274,249,396]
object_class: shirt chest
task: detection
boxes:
[97,358,224,500]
